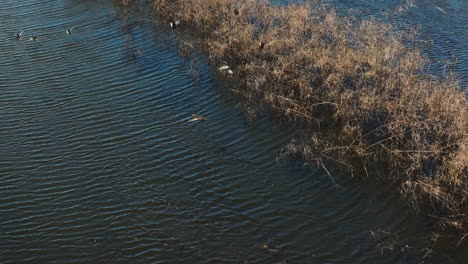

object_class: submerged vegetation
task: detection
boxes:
[121,0,468,239]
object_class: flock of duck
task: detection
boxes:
[168,18,234,74]
[14,19,235,123]
[15,27,74,41]
[168,18,236,123]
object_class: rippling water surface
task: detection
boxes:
[0,0,467,263]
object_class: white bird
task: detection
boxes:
[66,27,74,35]
[16,30,24,40]
[170,20,180,29]
[218,65,230,71]
[218,65,234,75]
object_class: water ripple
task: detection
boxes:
[1,0,467,263]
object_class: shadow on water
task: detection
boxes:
[0,0,467,263]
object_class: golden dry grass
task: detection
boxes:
[122,0,468,237]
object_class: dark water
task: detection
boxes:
[0,0,466,263]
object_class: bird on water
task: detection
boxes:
[218,65,234,75]
[169,19,180,29]
[16,30,24,40]
[29,35,38,41]
[188,114,206,122]
[66,27,74,35]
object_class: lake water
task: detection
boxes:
[0,0,466,263]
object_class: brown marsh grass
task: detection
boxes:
[122,0,468,239]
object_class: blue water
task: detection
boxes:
[0,1,466,263]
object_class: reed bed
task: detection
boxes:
[122,0,468,238]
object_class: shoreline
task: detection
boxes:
[122,0,468,242]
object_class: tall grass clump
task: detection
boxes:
[123,0,468,238]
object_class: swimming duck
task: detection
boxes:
[29,35,38,41]
[66,27,74,35]
[188,114,206,122]
[169,19,180,29]
[16,30,24,40]
[218,65,234,75]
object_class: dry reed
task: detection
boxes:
[121,0,468,238]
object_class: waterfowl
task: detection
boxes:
[169,19,180,29]
[16,30,24,40]
[131,48,143,59]
[218,65,234,75]
[259,41,266,50]
[29,35,38,41]
[188,114,206,122]
[66,27,74,35]
[234,8,240,15]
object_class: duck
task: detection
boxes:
[188,114,206,122]
[16,30,24,40]
[29,35,38,41]
[218,65,234,75]
[169,19,180,29]
[66,27,74,35]
[259,41,266,50]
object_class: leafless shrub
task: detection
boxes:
[370,229,413,256]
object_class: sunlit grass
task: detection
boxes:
[122,0,468,238]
